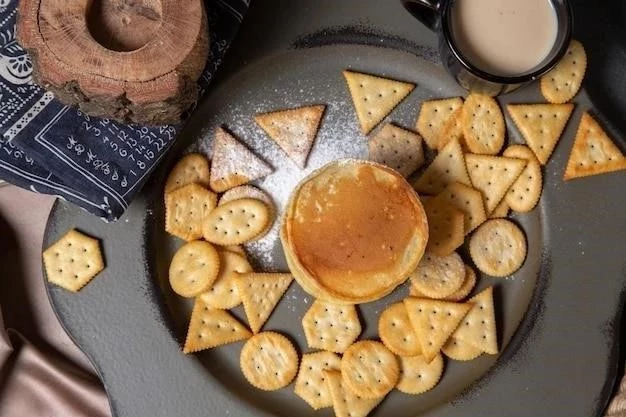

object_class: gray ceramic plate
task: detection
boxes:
[43,1,626,417]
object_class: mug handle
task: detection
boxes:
[401,0,442,31]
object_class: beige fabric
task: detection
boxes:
[0,186,110,417]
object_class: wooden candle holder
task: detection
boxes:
[17,0,209,125]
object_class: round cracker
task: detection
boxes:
[445,265,477,302]
[409,252,465,299]
[461,94,505,155]
[469,219,527,277]
[200,250,252,309]
[341,340,400,399]
[164,153,210,193]
[203,198,270,245]
[168,240,219,297]
[219,185,276,239]
[441,334,483,361]
[503,145,542,213]
[240,332,299,391]
[378,302,421,357]
[396,354,444,394]
[540,40,586,104]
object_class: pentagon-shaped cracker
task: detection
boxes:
[409,252,465,299]
[563,112,626,180]
[368,123,425,177]
[235,272,293,333]
[378,302,422,357]
[294,351,341,410]
[165,183,217,241]
[164,153,210,193]
[199,250,252,309]
[442,334,483,361]
[341,340,399,399]
[507,103,574,164]
[416,97,464,149]
[469,219,527,277]
[324,370,384,417]
[462,94,505,155]
[503,145,543,213]
[209,127,273,193]
[434,182,487,234]
[203,198,269,245]
[404,298,471,362]
[423,198,465,256]
[451,286,498,354]
[413,139,472,195]
[183,299,251,353]
[302,300,361,353]
[240,332,299,391]
[343,70,415,134]
[168,240,220,297]
[396,353,444,395]
[465,153,526,214]
[43,229,104,292]
[255,105,325,168]
[540,40,587,104]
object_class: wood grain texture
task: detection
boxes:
[16,0,209,125]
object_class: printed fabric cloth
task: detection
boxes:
[0,0,249,221]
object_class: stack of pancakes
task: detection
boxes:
[281,159,428,304]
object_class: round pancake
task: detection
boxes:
[281,159,428,304]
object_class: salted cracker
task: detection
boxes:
[324,370,384,417]
[469,218,527,277]
[183,299,251,353]
[199,250,252,309]
[413,139,472,195]
[541,40,587,104]
[164,153,210,193]
[165,183,217,241]
[302,300,361,353]
[219,185,275,239]
[503,145,543,213]
[255,105,325,168]
[451,286,498,354]
[434,182,486,234]
[209,127,273,193]
[378,302,422,357]
[462,94,505,155]
[422,198,465,256]
[343,70,415,134]
[507,103,574,164]
[235,272,293,333]
[240,332,299,391]
[168,240,220,298]
[396,354,444,395]
[438,107,465,151]
[368,123,425,177]
[294,351,341,410]
[465,153,526,214]
[203,198,269,245]
[441,334,483,361]
[416,97,464,149]
[444,265,477,302]
[43,229,105,292]
[341,340,400,399]
[563,112,626,180]
[409,252,465,299]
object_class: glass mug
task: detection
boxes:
[402,0,573,96]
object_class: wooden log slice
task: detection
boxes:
[17,0,209,125]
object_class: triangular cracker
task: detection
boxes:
[404,298,471,362]
[451,286,498,354]
[235,272,293,333]
[438,107,464,151]
[368,123,425,176]
[209,127,273,192]
[183,298,251,353]
[507,103,574,164]
[422,198,465,256]
[324,370,383,417]
[255,105,325,168]
[434,182,487,234]
[465,154,526,214]
[413,139,472,195]
[564,112,626,180]
[343,70,414,134]
[416,97,464,149]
